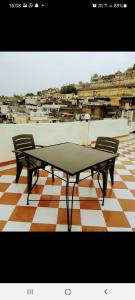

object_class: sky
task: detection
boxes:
[0,52,135,96]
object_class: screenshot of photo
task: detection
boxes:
[0,2,135,297]
[0,51,135,232]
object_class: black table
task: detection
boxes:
[24,142,118,232]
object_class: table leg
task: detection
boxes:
[66,175,70,231]
[70,183,76,228]
[66,175,76,232]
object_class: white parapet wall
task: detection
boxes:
[0,122,88,163]
[87,118,130,144]
[0,118,130,163]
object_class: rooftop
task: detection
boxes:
[0,133,135,232]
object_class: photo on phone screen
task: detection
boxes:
[0,0,135,298]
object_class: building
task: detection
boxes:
[77,67,135,109]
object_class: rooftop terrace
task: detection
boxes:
[0,134,135,231]
[0,119,134,231]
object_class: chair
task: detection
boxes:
[12,134,54,192]
[76,136,119,205]
[91,136,119,199]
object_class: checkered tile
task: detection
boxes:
[0,134,135,231]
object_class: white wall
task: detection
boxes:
[1,105,8,114]
[0,118,130,163]
[0,122,88,163]
[87,118,129,144]
[130,122,135,131]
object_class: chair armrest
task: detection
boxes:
[35,145,46,148]
[12,150,22,154]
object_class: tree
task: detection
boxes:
[37,91,42,95]
[133,64,135,70]
[60,85,77,94]
[79,81,83,85]
[25,93,35,97]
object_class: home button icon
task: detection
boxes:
[65,289,71,295]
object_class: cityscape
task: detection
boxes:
[1,63,135,125]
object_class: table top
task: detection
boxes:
[24,142,118,176]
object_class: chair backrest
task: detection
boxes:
[95,136,119,154]
[12,134,35,161]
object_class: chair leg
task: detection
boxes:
[34,169,37,176]
[16,162,23,183]
[109,164,114,185]
[103,171,108,199]
[27,168,33,195]
[91,169,94,178]
[76,173,80,183]
[51,166,54,182]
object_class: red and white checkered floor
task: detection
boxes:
[0,134,135,231]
